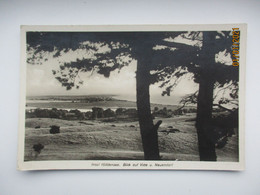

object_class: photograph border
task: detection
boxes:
[17,24,247,171]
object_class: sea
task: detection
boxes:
[26,94,182,112]
[115,94,181,105]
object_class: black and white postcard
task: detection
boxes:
[18,24,246,170]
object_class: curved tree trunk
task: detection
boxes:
[196,32,217,161]
[136,57,161,160]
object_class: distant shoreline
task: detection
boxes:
[26,94,185,107]
[26,95,197,112]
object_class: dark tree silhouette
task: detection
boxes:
[155,31,239,161]
[27,31,197,160]
[27,30,237,161]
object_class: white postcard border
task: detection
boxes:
[18,24,247,171]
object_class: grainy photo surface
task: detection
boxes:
[18,24,246,170]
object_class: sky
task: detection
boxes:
[26,47,199,105]
[26,31,233,105]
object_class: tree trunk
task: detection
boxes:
[196,78,216,161]
[136,57,161,160]
[196,32,217,161]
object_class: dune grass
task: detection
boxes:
[24,114,238,162]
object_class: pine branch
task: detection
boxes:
[213,104,234,113]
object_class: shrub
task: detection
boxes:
[33,143,44,153]
[50,125,60,134]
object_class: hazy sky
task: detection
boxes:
[26,47,199,104]
[26,32,232,105]
[26,30,232,104]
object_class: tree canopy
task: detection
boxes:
[26,30,239,161]
[27,31,200,90]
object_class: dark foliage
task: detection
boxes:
[50,125,60,134]
[33,143,44,153]
[26,30,239,161]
